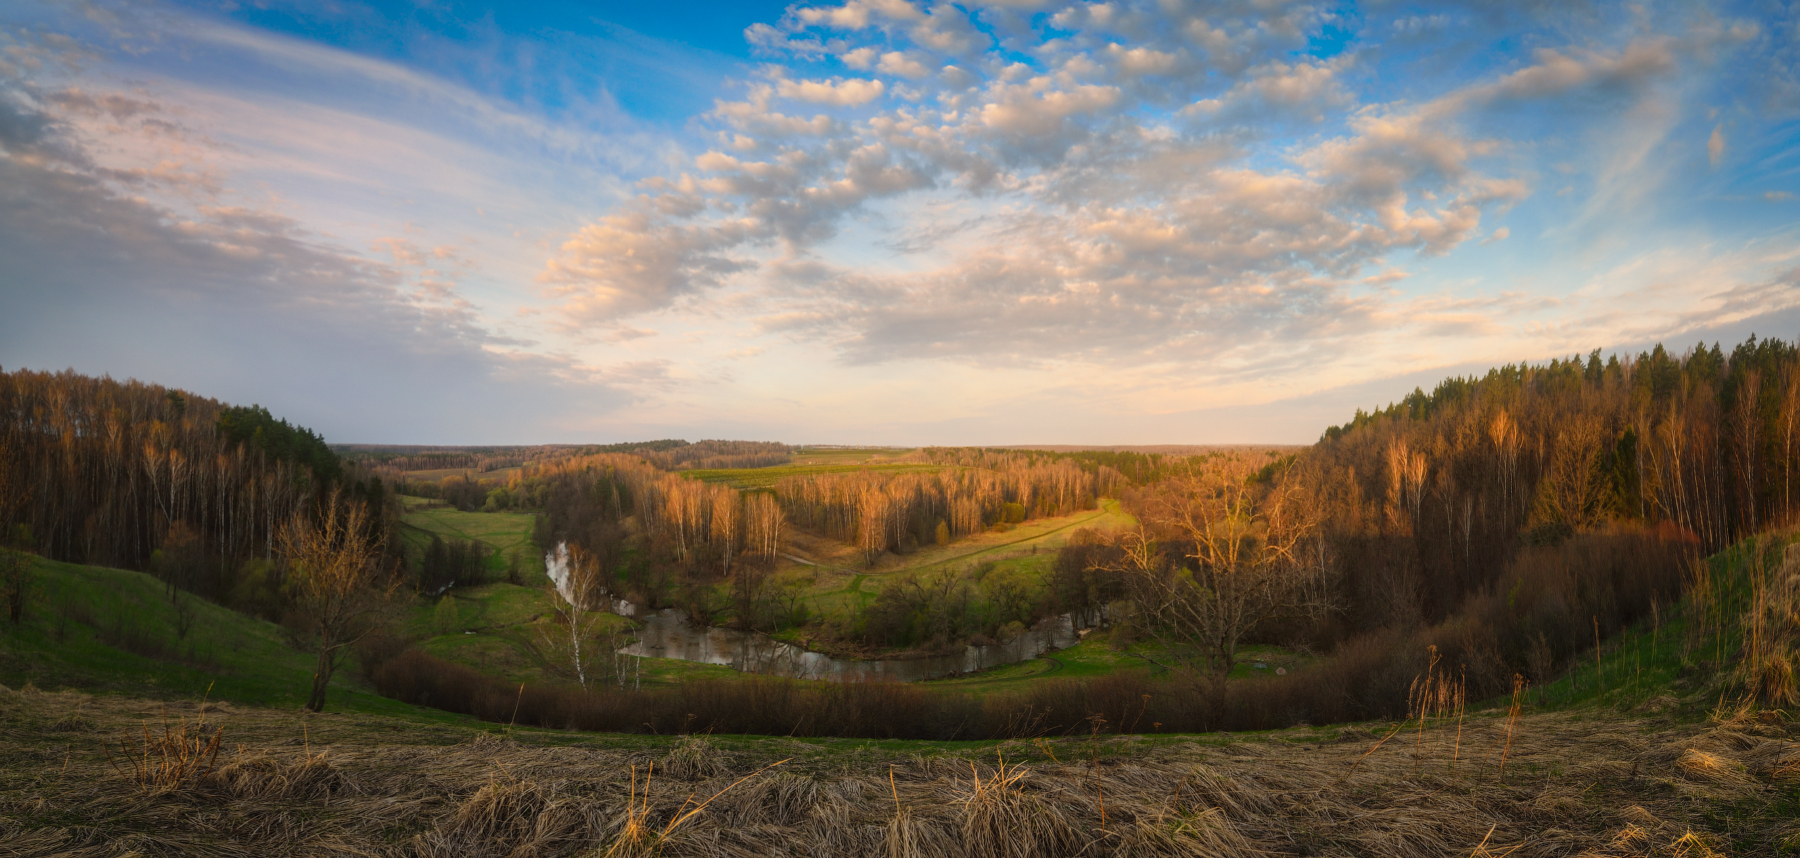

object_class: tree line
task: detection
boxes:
[777,460,1120,562]
[0,367,395,595]
[637,439,791,471]
[1312,338,1798,630]
[1041,336,1800,722]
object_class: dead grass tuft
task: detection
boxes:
[1112,806,1254,858]
[958,759,1081,858]
[49,712,96,733]
[885,805,961,858]
[206,750,349,801]
[1617,804,1662,829]
[450,778,549,842]
[722,770,819,826]
[1179,765,1271,817]
[1674,749,1754,786]
[1665,829,1724,858]
[104,717,224,793]
[660,735,727,781]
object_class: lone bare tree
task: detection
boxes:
[542,543,613,690]
[1109,455,1332,680]
[278,495,392,712]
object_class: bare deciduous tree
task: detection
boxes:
[1781,361,1800,518]
[1731,369,1763,532]
[1108,455,1332,680]
[277,495,392,712]
[542,543,612,691]
[1532,414,1606,532]
[745,492,784,563]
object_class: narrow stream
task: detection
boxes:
[546,543,1099,682]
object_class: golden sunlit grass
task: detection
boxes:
[1,682,1794,857]
[103,715,223,792]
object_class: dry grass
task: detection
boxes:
[0,685,1794,857]
[103,714,224,792]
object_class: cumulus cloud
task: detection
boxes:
[877,51,931,78]
[534,0,1746,372]
[541,208,760,323]
[776,76,887,106]
[1187,57,1350,120]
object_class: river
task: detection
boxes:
[545,542,1098,682]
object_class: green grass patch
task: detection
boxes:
[1524,535,1774,716]
[0,555,460,722]
[398,506,544,582]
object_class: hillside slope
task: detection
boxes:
[0,555,449,723]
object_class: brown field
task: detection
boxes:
[2,684,1794,856]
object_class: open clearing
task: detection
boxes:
[770,499,1133,626]
[399,503,545,582]
[1,684,1793,856]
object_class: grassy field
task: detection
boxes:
[404,581,739,689]
[398,502,545,582]
[769,499,1134,627]
[2,676,1792,855]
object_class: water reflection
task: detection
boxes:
[547,543,1099,683]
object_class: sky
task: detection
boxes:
[1,0,1798,446]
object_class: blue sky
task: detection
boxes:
[2,0,1797,444]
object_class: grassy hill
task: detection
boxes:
[0,556,456,724]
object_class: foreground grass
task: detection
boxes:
[0,683,1793,856]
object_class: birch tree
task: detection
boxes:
[541,543,610,691]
